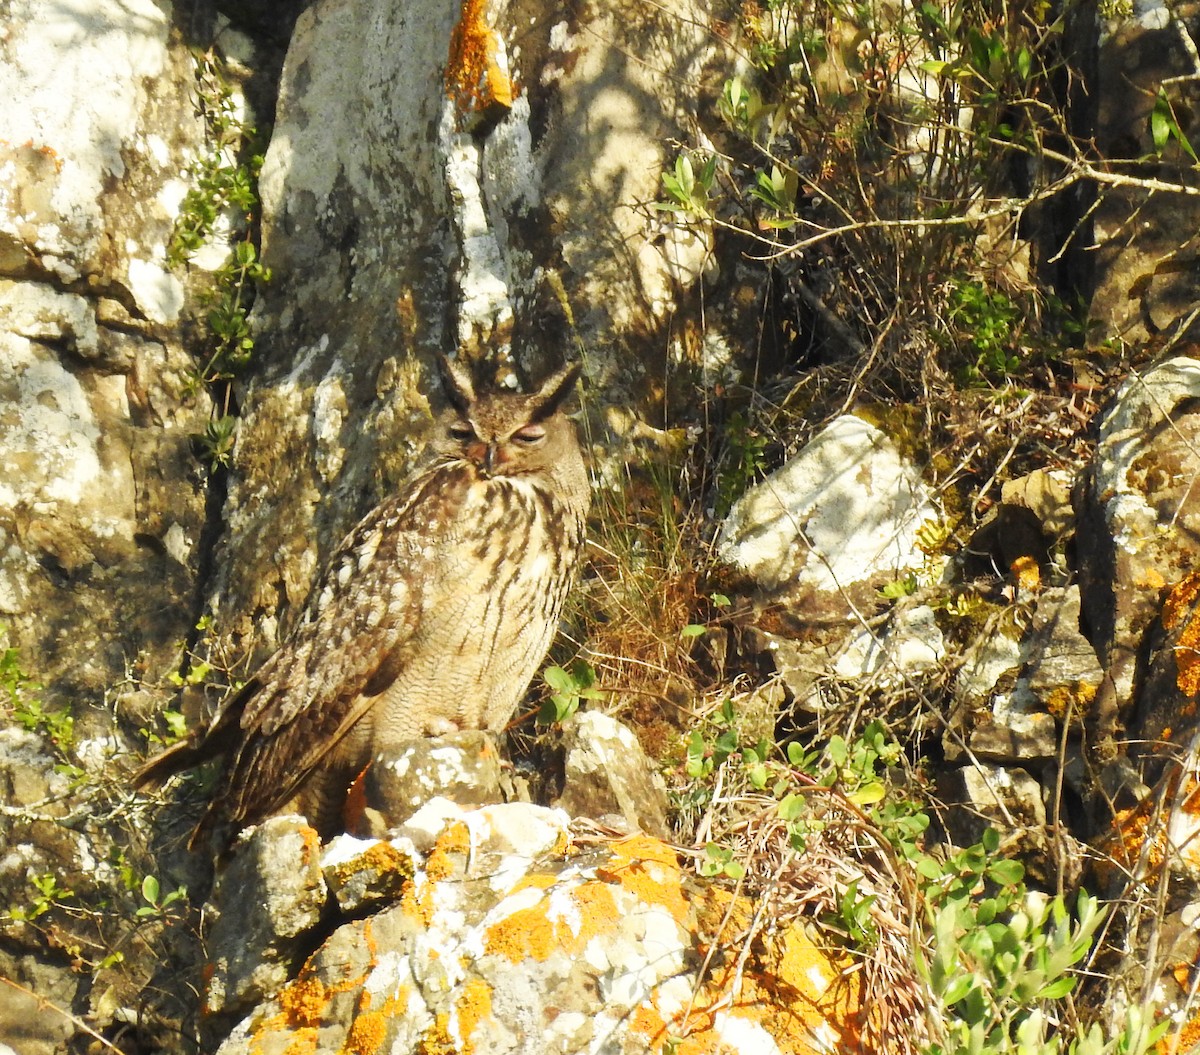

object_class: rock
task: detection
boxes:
[202,817,328,1018]
[947,589,1099,766]
[1076,357,1200,716]
[0,0,211,703]
[1010,587,1103,727]
[215,811,863,1055]
[716,415,939,615]
[362,731,505,835]
[322,834,417,914]
[553,711,671,838]
[832,603,945,683]
[941,764,1047,849]
[1000,468,1074,542]
[1088,12,1200,345]
[953,627,1023,705]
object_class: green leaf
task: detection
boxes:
[680,624,707,638]
[141,875,160,905]
[848,782,886,806]
[986,858,1024,886]
[543,666,573,693]
[778,793,806,821]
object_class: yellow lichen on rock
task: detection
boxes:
[444,0,513,129]
[1163,573,1200,696]
[629,896,863,1055]
[1045,679,1098,722]
[452,977,494,1054]
[341,1009,387,1055]
[277,976,329,1030]
[601,835,691,926]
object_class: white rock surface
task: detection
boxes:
[716,414,939,595]
[833,604,946,682]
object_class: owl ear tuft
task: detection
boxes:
[438,353,476,413]
[530,362,582,420]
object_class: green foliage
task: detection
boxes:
[169,49,266,268]
[134,874,188,920]
[657,152,716,220]
[714,411,769,519]
[1,627,73,754]
[7,872,73,923]
[699,842,746,880]
[678,710,1167,1054]
[946,279,1025,384]
[1150,89,1197,162]
[538,659,604,725]
[170,48,271,469]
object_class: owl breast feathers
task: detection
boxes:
[134,356,590,844]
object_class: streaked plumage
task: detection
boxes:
[135,355,589,843]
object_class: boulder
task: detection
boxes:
[1076,357,1200,719]
[716,415,939,616]
[202,817,328,1018]
[215,806,863,1055]
[553,711,671,838]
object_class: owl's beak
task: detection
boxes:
[484,441,498,474]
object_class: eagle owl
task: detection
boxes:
[135,355,590,843]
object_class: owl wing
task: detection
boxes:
[181,464,474,833]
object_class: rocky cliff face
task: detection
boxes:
[6,1,1200,1053]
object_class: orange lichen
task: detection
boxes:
[1159,1009,1200,1054]
[278,976,329,1030]
[1044,680,1098,721]
[418,1012,456,1055]
[453,977,495,1054]
[484,896,559,963]
[1163,573,1200,696]
[1010,555,1041,594]
[629,919,863,1055]
[426,821,471,882]
[1097,773,1200,884]
[600,836,691,925]
[343,1009,388,1055]
[444,0,513,127]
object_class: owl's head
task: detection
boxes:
[433,355,585,483]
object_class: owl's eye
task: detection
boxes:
[512,424,546,444]
[448,422,475,441]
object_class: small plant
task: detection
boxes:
[699,842,746,880]
[1,627,74,754]
[657,152,716,220]
[7,872,73,923]
[946,279,1024,384]
[169,48,271,468]
[713,411,769,519]
[538,659,604,724]
[134,875,188,920]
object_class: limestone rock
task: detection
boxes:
[947,589,1098,766]
[215,808,862,1055]
[832,603,946,683]
[1009,587,1103,728]
[1076,356,1200,714]
[1000,468,1074,542]
[322,834,418,914]
[0,0,210,702]
[716,415,939,613]
[202,817,328,1018]
[941,764,1047,849]
[553,711,671,838]
[363,731,505,835]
